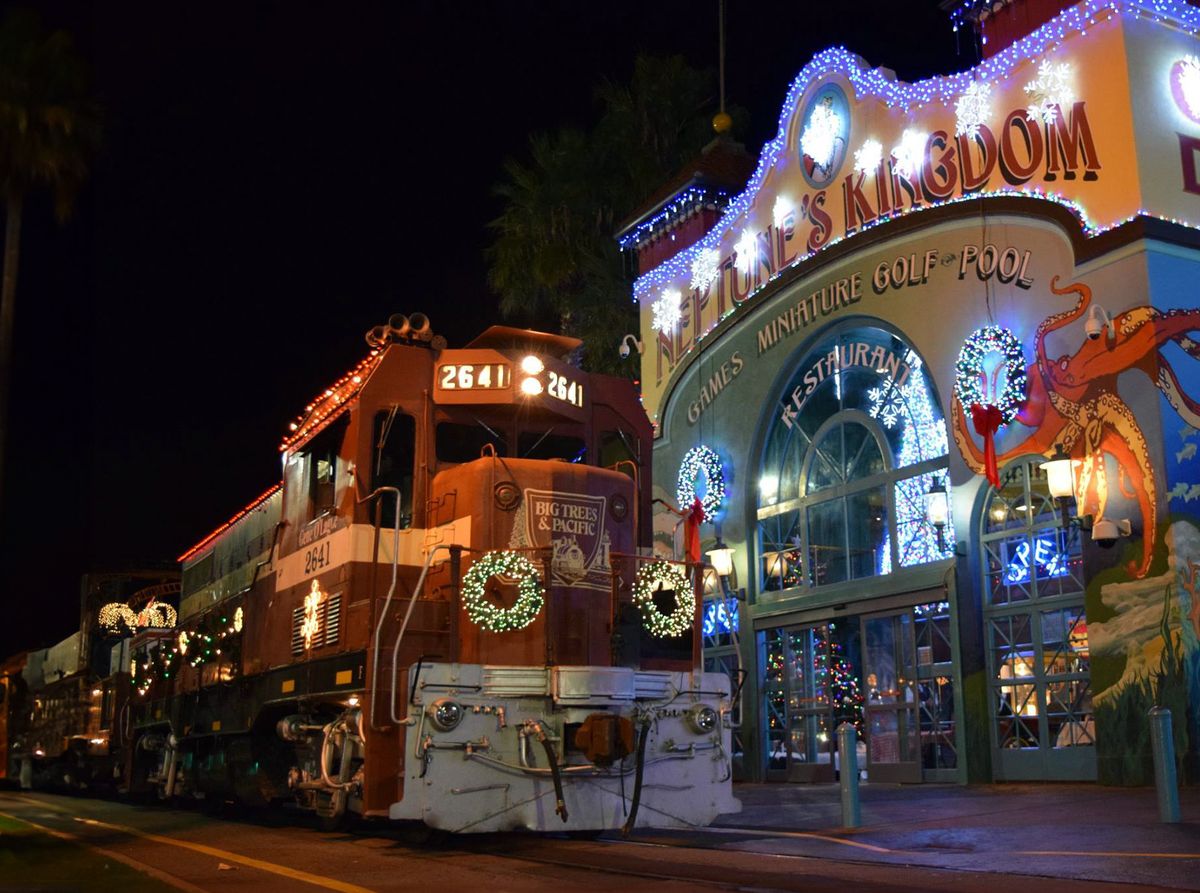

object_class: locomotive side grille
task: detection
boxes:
[482,666,548,698]
[323,594,341,647]
[634,671,674,700]
[291,593,341,655]
[291,606,305,655]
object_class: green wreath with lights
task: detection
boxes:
[953,325,1026,422]
[462,550,544,633]
[633,560,694,638]
[676,445,726,522]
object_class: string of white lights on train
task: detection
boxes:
[462,550,545,633]
[633,560,695,638]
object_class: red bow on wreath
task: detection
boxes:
[683,497,705,565]
[970,403,1005,488]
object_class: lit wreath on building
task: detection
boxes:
[954,325,1027,423]
[676,445,726,523]
[954,325,1027,487]
[462,550,545,633]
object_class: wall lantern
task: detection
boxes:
[924,476,950,551]
[707,539,735,579]
[1038,446,1131,547]
[1039,444,1078,526]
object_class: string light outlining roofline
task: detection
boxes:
[632,0,1200,303]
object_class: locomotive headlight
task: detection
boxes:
[429,698,464,732]
[520,355,544,375]
[688,704,719,734]
[520,376,543,396]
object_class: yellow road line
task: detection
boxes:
[2,795,376,893]
[1015,850,1200,860]
[0,809,209,893]
[69,816,378,893]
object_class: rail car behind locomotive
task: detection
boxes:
[122,316,739,832]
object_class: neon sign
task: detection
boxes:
[702,598,739,637]
[1005,535,1068,584]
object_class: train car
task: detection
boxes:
[3,574,178,791]
[125,315,740,833]
[0,652,28,785]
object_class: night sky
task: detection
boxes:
[2,1,966,656]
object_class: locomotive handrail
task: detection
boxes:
[609,459,640,542]
[608,551,695,566]
[359,486,405,731]
[388,543,454,726]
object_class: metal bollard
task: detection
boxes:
[1148,706,1181,823]
[838,722,861,828]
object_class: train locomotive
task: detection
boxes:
[5,316,740,834]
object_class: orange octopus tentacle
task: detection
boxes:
[1094,393,1157,578]
[1117,464,1137,500]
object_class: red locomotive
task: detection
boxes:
[6,317,740,833]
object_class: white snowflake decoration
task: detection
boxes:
[772,195,795,228]
[1024,60,1074,124]
[734,230,757,275]
[867,379,907,429]
[690,248,720,291]
[955,81,992,139]
[652,290,682,335]
[1178,55,1200,119]
[891,129,926,180]
[854,139,883,175]
[801,102,841,168]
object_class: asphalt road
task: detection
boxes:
[0,790,1193,893]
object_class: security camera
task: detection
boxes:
[1091,518,1131,548]
[618,334,643,359]
[1085,305,1113,342]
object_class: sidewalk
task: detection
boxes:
[706,782,1200,890]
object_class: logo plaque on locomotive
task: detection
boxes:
[513,489,612,592]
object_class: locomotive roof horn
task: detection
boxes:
[364,313,435,348]
[388,313,410,338]
[408,313,433,342]
[365,324,390,349]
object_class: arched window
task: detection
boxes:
[758,324,951,592]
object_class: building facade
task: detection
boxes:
[628,0,1200,785]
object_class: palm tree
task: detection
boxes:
[487,55,722,375]
[0,9,100,511]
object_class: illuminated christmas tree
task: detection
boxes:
[869,348,954,573]
[817,632,864,739]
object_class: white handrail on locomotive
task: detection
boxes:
[389,544,454,726]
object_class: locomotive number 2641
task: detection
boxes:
[304,541,331,575]
[437,363,511,391]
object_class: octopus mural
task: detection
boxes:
[953,276,1200,578]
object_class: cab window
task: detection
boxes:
[372,410,416,529]
[306,424,342,518]
[518,431,586,462]
[600,429,639,469]
[436,421,507,463]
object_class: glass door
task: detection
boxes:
[785,626,836,782]
[861,610,920,782]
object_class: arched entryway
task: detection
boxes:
[754,321,960,783]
